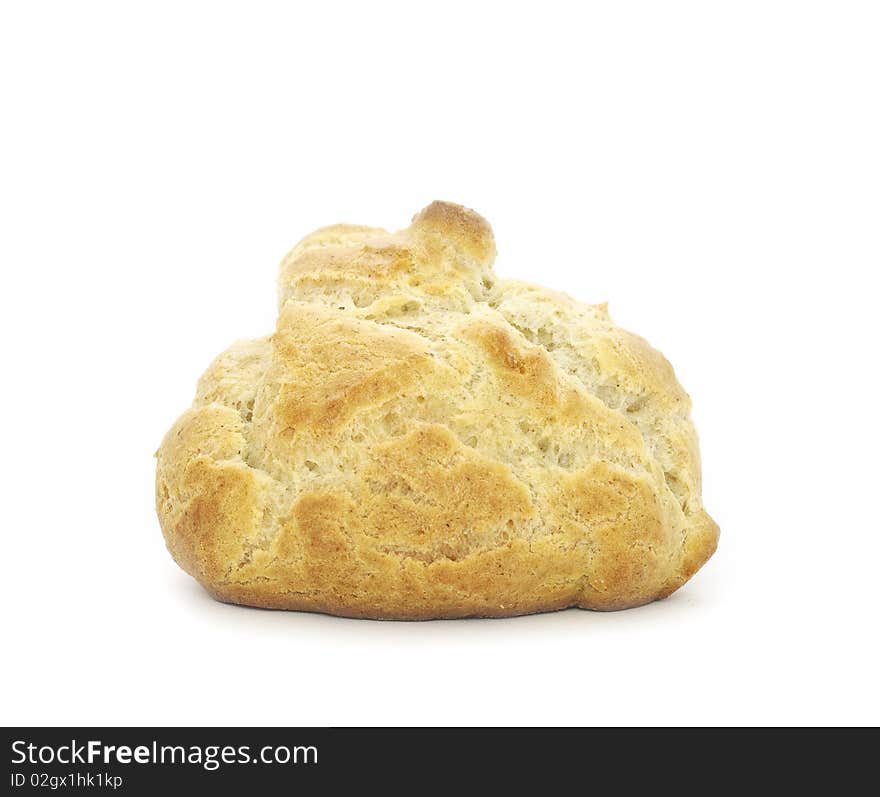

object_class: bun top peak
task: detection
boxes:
[410,200,497,264]
[278,201,496,311]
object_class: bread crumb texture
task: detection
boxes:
[156,201,718,619]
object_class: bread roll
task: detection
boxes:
[156,201,718,618]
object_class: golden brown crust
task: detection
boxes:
[156,200,719,619]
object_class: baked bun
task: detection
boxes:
[156,201,718,618]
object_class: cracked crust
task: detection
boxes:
[156,201,718,619]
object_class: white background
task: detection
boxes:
[2,1,878,726]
